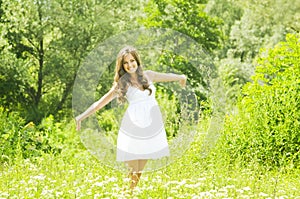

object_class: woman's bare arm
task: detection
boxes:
[75,84,117,130]
[145,70,187,87]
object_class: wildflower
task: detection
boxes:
[178,179,187,186]
[243,186,251,191]
[210,189,217,193]
[107,177,117,182]
[259,192,268,197]
[197,177,206,181]
[219,187,229,192]
[216,192,228,197]
[198,191,213,197]
[163,180,180,188]
[41,188,54,196]
[224,185,235,189]
[0,192,9,197]
[184,182,202,188]
[94,181,104,187]
[32,174,46,180]
[277,196,288,199]
[55,191,63,197]
[123,178,130,183]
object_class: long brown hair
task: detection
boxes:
[114,46,152,103]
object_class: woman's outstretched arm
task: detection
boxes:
[145,70,187,87]
[75,84,117,131]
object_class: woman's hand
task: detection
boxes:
[179,75,187,88]
[75,116,82,131]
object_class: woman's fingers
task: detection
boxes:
[179,75,187,87]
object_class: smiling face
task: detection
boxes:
[114,46,151,102]
[114,46,142,84]
[123,53,138,74]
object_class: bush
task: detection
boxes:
[218,33,300,167]
[0,108,65,162]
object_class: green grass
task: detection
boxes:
[1,128,299,199]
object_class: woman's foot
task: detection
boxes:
[129,172,142,190]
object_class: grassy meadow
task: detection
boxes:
[1,119,299,199]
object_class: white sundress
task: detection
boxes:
[116,83,170,161]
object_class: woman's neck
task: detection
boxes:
[130,73,138,82]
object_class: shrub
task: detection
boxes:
[218,33,300,167]
[0,108,65,162]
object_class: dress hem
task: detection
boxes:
[116,147,170,162]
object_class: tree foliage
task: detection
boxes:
[140,0,224,105]
[205,0,243,58]
[142,0,223,51]
[0,0,117,122]
[230,0,300,62]
[205,0,300,110]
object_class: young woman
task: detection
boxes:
[75,46,186,190]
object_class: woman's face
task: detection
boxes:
[123,53,138,74]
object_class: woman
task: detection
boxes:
[75,46,186,190]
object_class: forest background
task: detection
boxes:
[0,0,299,198]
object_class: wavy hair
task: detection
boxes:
[113,46,152,103]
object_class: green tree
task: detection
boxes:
[142,0,223,52]
[205,0,300,110]
[229,0,300,62]
[0,0,116,122]
[205,0,243,58]
[140,0,223,105]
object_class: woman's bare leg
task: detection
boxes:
[125,159,147,190]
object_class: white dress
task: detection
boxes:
[116,83,170,161]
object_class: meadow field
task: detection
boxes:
[1,120,299,199]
